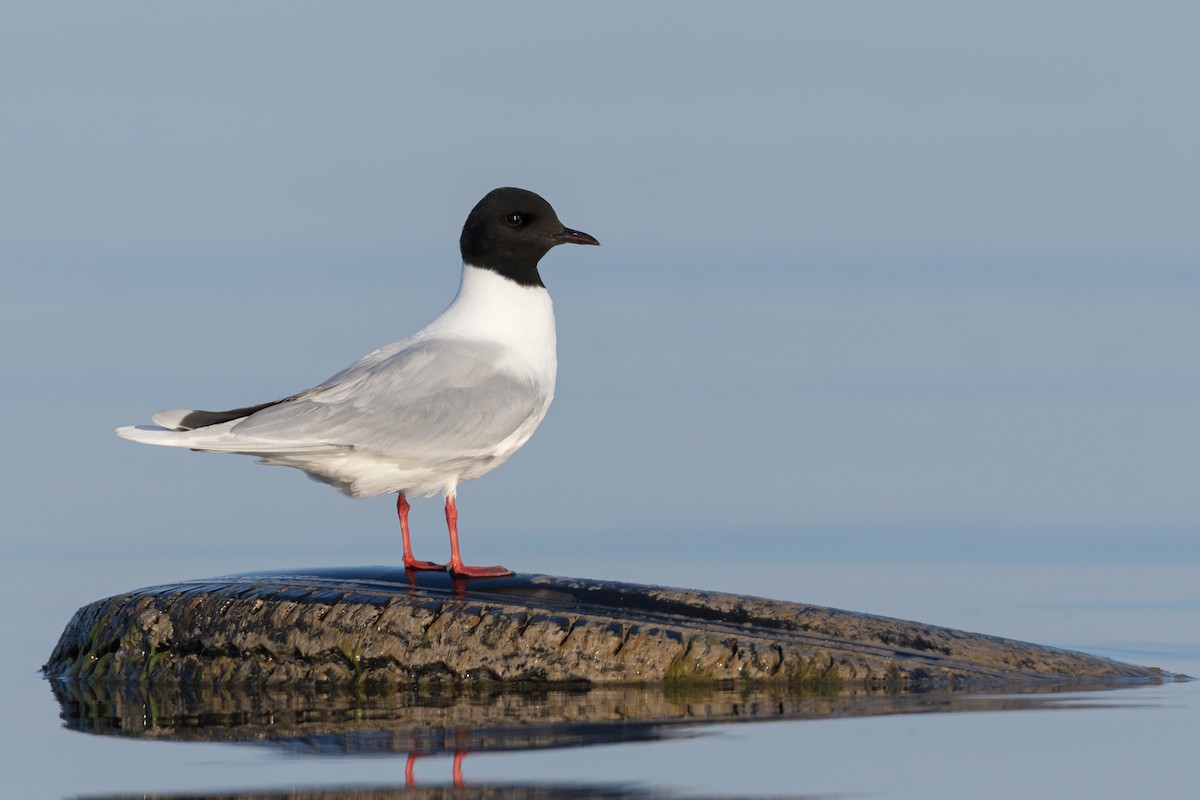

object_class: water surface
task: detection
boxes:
[5,549,1196,799]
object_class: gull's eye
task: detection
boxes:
[504,213,524,227]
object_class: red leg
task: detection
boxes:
[397,493,445,571]
[445,495,513,578]
[452,749,466,788]
[405,752,418,787]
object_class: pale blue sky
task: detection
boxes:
[3,1,1198,562]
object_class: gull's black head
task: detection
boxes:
[459,187,600,288]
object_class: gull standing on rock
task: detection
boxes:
[118,187,600,578]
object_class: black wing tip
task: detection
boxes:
[177,399,284,430]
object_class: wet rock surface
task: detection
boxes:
[43,566,1172,688]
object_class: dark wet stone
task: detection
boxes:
[43,567,1177,688]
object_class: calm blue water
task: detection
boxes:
[4,544,1196,799]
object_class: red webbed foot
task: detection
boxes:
[448,562,514,579]
[443,495,514,579]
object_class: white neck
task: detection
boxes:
[425,264,557,375]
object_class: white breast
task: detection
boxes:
[425,265,558,389]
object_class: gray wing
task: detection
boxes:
[230,338,545,463]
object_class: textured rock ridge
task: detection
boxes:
[43,567,1170,688]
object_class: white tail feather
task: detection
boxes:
[115,424,343,455]
[115,425,196,447]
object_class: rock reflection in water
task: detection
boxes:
[50,678,1112,755]
[50,678,1134,799]
[72,786,809,800]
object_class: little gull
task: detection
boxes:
[117,187,599,578]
